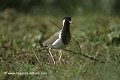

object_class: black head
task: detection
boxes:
[64,17,71,21]
[63,17,72,26]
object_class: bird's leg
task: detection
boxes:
[48,48,55,64]
[57,50,63,63]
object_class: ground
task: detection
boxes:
[0,12,120,80]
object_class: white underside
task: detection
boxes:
[52,31,64,49]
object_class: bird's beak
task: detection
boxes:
[69,21,72,24]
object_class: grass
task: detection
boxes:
[0,11,120,80]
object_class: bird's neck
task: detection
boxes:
[61,23,71,45]
[62,23,70,33]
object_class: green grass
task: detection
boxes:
[0,12,120,80]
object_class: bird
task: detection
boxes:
[40,17,72,64]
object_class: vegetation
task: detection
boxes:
[0,0,120,80]
[0,0,120,15]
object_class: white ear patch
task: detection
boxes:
[63,19,65,26]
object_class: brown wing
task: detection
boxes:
[43,31,60,47]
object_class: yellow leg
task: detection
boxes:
[48,48,55,64]
[58,50,63,62]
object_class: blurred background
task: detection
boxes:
[0,0,120,80]
[0,0,120,15]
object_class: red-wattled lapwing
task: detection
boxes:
[40,17,72,64]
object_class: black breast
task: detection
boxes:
[61,31,71,45]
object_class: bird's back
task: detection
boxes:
[41,31,60,48]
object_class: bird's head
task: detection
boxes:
[63,17,72,26]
